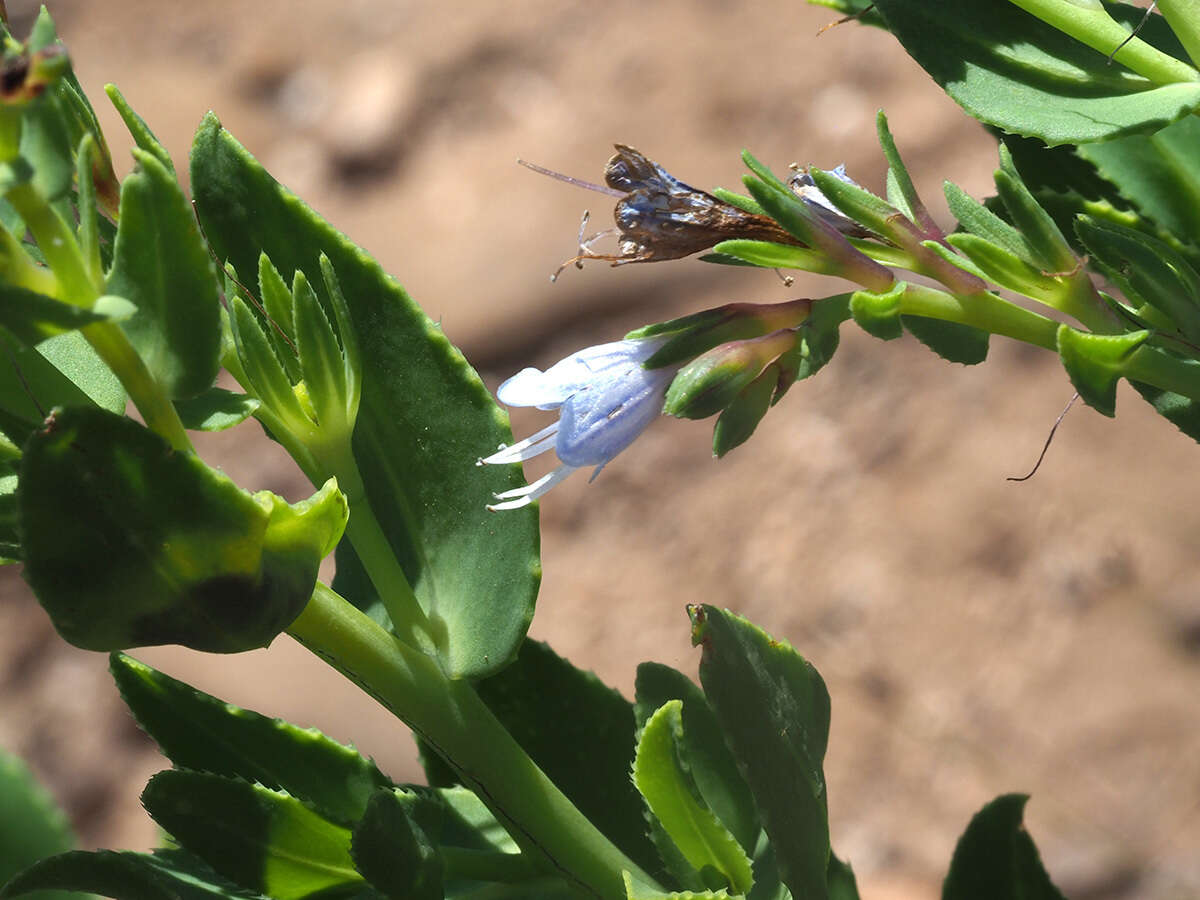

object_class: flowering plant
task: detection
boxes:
[1,3,1196,900]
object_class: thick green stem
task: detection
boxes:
[899,283,1062,350]
[1007,0,1200,84]
[287,585,657,900]
[6,182,95,303]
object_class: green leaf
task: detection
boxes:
[944,181,1038,265]
[458,639,665,882]
[942,794,1065,900]
[869,0,1200,145]
[256,255,300,382]
[1077,113,1200,247]
[191,114,539,680]
[993,146,1075,273]
[1131,380,1200,444]
[20,406,347,652]
[104,85,173,173]
[0,284,110,345]
[876,112,924,227]
[1075,215,1200,342]
[827,854,861,900]
[899,315,989,365]
[850,283,905,340]
[634,665,760,858]
[174,387,261,431]
[351,790,441,900]
[943,233,1058,302]
[35,330,125,413]
[292,270,347,431]
[794,294,850,382]
[690,606,832,900]
[106,148,221,399]
[1055,326,1149,416]
[141,771,362,900]
[0,748,76,900]
[110,653,393,826]
[1,850,266,900]
[634,701,754,896]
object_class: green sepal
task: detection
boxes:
[711,239,842,277]
[192,114,538,680]
[712,364,779,457]
[1075,215,1200,343]
[257,254,300,382]
[140,770,362,900]
[943,233,1058,302]
[174,387,261,431]
[869,0,1200,146]
[0,748,76,900]
[0,849,267,900]
[689,605,832,900]
[20,406,347,652]
[876,112,924,225]
[710,188,765,216]
[75,132,102,283]
[106,148,221,399]
[666,353,764,420]
[633,701,754,896]
[942,794,1065,900]
[900,315,989,366]
[1055,326,1149,416]
[350,789,442,900]
[110,652,393,827]
[944,181,1037,264]
[795,294,850,381]
[292,269,348,433]
[631,303,780,370]
[994,145,1075,273]
[806,166,898,238]
[104,84,173,173]
[229,296,308,427]
[849,282,905,340]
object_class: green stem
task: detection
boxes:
[288,584,657,900]
[899,283,1062,350]
[1007,0,1200,84]
[82,320,192,451]
[6,182,95,303]
[316,438,442,656]
[1153,0,1200,71]
[1126,344,1200,400]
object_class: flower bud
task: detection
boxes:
[664,330,799,420]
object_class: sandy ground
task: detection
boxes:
[1,2,1198,898]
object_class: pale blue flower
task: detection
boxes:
[479,337,675,510]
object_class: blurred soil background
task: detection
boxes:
[1,1,1197,898]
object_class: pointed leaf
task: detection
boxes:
[174,387,261,431]
[105,85,173,173]
[191,114,538,679]
[1,850,265,900]
[292,270,346,430]
[711,239,838,275]
[1130,380,1200,444]
[1056,325,1149,416]
[634,701,753,895]
[901,315,989,365]
[34,330,125,412]
[110,653,393,826]
[106,148,220,399]
[869,0,1200,145]
[690,605,832,900]
[942,795,1065,900]
[622,870,731,900]
[712,365,778,457]
[944,181,1037,264]
[994,146,1075,272]
[20,406,347,652]
[141,771,362,900]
